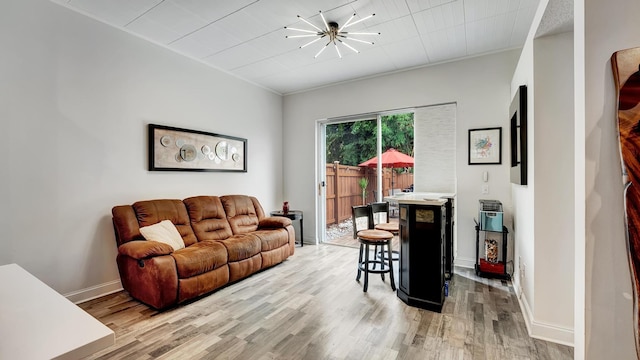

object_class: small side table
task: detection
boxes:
[270,210,303,247]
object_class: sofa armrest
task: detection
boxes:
[118,240,174,259]
[259,217,292,229]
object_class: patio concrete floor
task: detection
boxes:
[325,217,400,250]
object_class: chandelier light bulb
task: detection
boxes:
[285,10,380,59]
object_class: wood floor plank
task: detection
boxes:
[79,244,573,359]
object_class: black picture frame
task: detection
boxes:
[510,85,527,185]
[468,127,502,165]
[148,124,247,172]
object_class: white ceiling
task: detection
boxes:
[52,0,542,94]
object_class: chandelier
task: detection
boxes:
[285,11,380,59]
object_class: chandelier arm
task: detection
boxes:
[300,36,324,49]
[333,41,342,58]
[319,11,331,32]
[314,44,329,58]
[342,14,375,30]
[286,34,319,38]
[285,27,321,34]
[297,15,323,32]
[338,13,356,32]
[340,36,374,45]
[338,39,360,53]
[342,32,380,36]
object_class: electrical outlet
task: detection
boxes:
[482,184,489,194]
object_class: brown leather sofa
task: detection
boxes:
[111,195,295,309]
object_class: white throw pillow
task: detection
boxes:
[139,220,185,251]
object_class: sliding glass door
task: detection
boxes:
[320,112,414,248]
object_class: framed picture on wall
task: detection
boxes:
[149,124,247,172]
[468,127,502,165]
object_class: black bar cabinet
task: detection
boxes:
[397,199,447,313]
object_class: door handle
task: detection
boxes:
[318,181,326,196]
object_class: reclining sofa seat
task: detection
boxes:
[219,195,294,270]
[111,195,294,310]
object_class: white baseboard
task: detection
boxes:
[514,284,574,347]
[453,256,476,269]
[64,279,123,305]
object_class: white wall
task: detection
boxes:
[283,50,518,268]
[533,31,575,344]
[511,36,536,318]
[581,0,639,358]
[0,0,283,301]
[510,0,576,346]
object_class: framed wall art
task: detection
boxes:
[468,127,502,165]
[510,85,528,185]
[148,124,247,172]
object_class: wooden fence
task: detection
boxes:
[325,162,413,225]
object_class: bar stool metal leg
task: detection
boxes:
[363,243,370,292]
[380,245,386,282]
[372,244,379,269]
[356,243,364,281]
[387,241,396,291]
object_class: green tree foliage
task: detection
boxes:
[326,113,414,166]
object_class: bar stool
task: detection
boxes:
[370,202,400,261]
[356,229,396,292]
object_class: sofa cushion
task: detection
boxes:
[217,234,261,262]
[228,254,262,282]
[133,199,198,246]
[184,196,233,240]
[178,266,229,302]
[252,229,290,252]
[261,246,291,269]
[171,241,228,278]
[220,195,266,234]
[139,220,185,251]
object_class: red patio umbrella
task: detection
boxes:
[359,148,414,195]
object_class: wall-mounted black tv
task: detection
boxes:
[510,85,527,185]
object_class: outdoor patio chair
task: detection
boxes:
[386,190,400,217]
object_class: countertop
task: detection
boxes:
[384,192,455,205]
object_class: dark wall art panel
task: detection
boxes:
[510,85,527,185]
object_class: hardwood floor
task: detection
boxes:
[80,244,573,360]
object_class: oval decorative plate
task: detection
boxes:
[179,144,197,162]
[215,141,229,161]
[160,136,172,147]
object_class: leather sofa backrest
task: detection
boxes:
[112,199,198,247]
[112,205,144,246]
[183,196,233,241]
[220,195,266,235]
